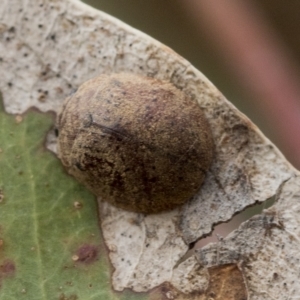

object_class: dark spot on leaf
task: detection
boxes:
[75,244,98,264]
[59,293,78,300]
[0,260,15,275]
[206,264,248,299]
[0,260,16,286]
[151,282,175,300]
[73,201,83,209]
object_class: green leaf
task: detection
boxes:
[0,101,144,300]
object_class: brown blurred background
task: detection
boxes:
[82,0,300,245]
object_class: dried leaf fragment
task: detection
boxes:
[195,176,300,300]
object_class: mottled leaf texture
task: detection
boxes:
[0,104,144,299]
[0,0,299,299]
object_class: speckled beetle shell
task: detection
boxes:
[56,73,214,214]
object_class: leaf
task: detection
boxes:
[0,103,144,300]
[195,175,300,300]
[1,0,300,298]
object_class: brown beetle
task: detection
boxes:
[56,73,213,214]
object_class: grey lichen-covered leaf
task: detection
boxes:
[171,255,209,294]
[0,0,299,296]
[191,175,300,299]
[99,203,187,292]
